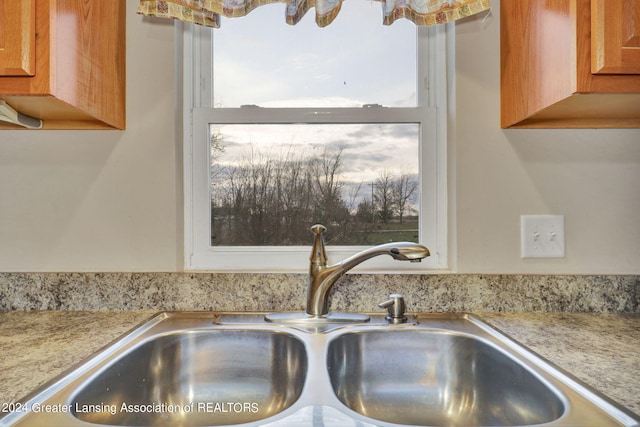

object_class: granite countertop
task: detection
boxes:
[0,311,638,418]
[481,312,640,415]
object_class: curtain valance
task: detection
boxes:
[137,0,490,28]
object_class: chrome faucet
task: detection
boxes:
[306,224,430,318]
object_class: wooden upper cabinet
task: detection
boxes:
[0,0,36,76]
[501,0,640,128]
[0,0,125,130]
[591,0,640,74]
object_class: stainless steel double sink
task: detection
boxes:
[2,312,639,426]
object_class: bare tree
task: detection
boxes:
[393,172,418,224]
[211,145,354,245]
[310,147,349,228]
[374,170,395,224]
[210,141,418,245]
[209,126,226,181]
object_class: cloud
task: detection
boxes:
[213,123,418,181]
[342,150,392,165]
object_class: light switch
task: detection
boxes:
[520,215,565,258]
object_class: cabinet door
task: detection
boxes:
[0,0,36,76]
[591,0,640,74]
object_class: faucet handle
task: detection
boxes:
[310,224,327,235]
[309,224,328,266]
[378,293,407,323]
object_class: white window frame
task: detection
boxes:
[181,20,451,272]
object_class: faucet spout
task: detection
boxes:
[306,224,430,317]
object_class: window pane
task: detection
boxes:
[212,2,417,108]
[210,124,420,246]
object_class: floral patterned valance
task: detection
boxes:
[137,0,490,28]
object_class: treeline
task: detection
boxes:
[210,147,418,246]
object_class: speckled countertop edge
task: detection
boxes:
[479,312,640,416]
[0,311,638,418]
[0,311,157,405]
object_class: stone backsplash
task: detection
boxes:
[0,273,638,313]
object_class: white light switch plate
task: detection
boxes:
[520,215,565,258]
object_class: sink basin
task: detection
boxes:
[2,312,639,427]
[327,330,563,426]
[71,330,307,426]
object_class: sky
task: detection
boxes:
[212,122,419,186]
[212,0,418,108]
[209,1,420,205]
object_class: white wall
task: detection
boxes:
[0,0,638,273]
[0,2,179,271]
[455,2,640,273]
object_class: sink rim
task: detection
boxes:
[2,312,639,427]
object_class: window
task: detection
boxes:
[182,2,450,271]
